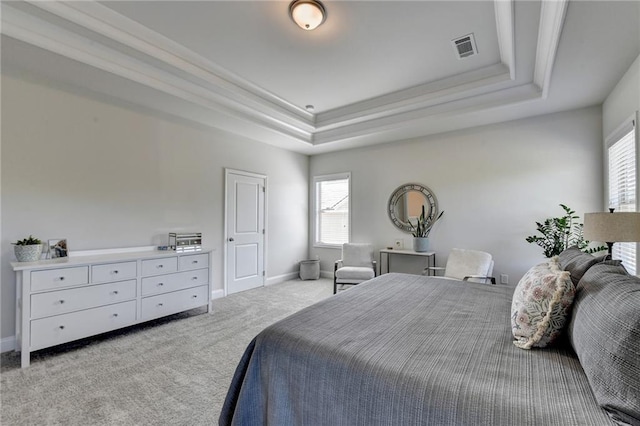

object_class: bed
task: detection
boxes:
[219,272,618,425]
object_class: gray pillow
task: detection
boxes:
[557,246,599,286]
[568,263,640,425]
[599,258,625,269]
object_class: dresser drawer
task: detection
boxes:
[31,279,136,319]
[30,300,136,351]
[141,257,178,276]
[92,261,137,283]
[141,285,208,322]
[179,253,209,271]
[31,266,89,292]
[141,269,208,296]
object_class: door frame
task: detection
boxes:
[223,168,268,296]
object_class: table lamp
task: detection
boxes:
[583,209,640,258]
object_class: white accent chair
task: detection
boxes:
[427,248,496,284]
[334,243,377,294]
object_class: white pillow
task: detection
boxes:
[511,258,575,349]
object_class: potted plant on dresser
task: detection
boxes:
[411,206,444,252]
[13,235,43,262]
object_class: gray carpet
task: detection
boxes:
[1,278,333,425]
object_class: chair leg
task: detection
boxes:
[333,277,337,294]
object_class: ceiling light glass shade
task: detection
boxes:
[289,0,326,31]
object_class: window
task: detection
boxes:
[607,115,638,274]
[314,173,350,247]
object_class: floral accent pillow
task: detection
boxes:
[511,258,575,349]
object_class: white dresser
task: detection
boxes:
[12,249,212,368]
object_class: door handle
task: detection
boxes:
[228,237,234,242]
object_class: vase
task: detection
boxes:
[413,237,429,252]
[14,244,43,262]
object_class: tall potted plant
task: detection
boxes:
[13,235,43,262]
[525,204,606,258]
[410,206,444,252]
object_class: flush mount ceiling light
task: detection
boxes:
[289,0,326,31]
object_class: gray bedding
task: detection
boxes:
[220,273,613,425]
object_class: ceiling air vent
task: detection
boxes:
[452,33,477,59]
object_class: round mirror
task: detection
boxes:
[388,183,438,233]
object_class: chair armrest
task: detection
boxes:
[334,260,343,272]
[463,275,496,285]
[372,260,378,276]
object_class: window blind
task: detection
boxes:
[608,122,637,274]
[315,174,350,246]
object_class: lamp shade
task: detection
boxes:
[583,212,640,242]
[289,0,326,31]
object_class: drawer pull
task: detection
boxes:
[113,270,119,274]
[158,282,164,286]
[113,313,119,317]
[59,325,65,330]
[59,276,65,281]
[192,276,198,280]
[113,290,119,295]
[157,264,164,269]
[59,300,65,304]
[158,303,164,307]
[192,260,198,264]
[192,295,198,298]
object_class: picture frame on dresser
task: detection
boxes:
[48,239,68,259]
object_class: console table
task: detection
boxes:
[379,249,436,275]
[12,249,211,368]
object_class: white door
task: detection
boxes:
[225,170,266,294]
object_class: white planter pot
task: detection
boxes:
[413,237,429,252]
[14,244,43,262]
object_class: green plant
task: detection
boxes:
[525,204,606,258]
[410,205,444,238]
[14,235,42,246]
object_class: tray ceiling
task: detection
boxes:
[1,1,639,154]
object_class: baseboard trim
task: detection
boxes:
[265,272,299,286]
[211,289,224,300]
[1,336,16,353]
[320,270,333,279]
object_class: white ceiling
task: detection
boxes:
[1,1,639,155]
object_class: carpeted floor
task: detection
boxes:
[0,278,333,425]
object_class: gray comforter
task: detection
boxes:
[220,273,612,425]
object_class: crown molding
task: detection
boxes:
[313,83,542,145]
[533,0,569,98]
[316,63,513,130]
[494,0,516,80]
[1,0,566,149]
[1,4,315,145]
[27,0,314,125]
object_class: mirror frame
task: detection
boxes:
[388,183,439,233]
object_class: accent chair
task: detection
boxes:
[334,243,377,294]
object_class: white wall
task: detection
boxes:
[1,75,309,340]
[310,107,604,283]
[603,54,640,138]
